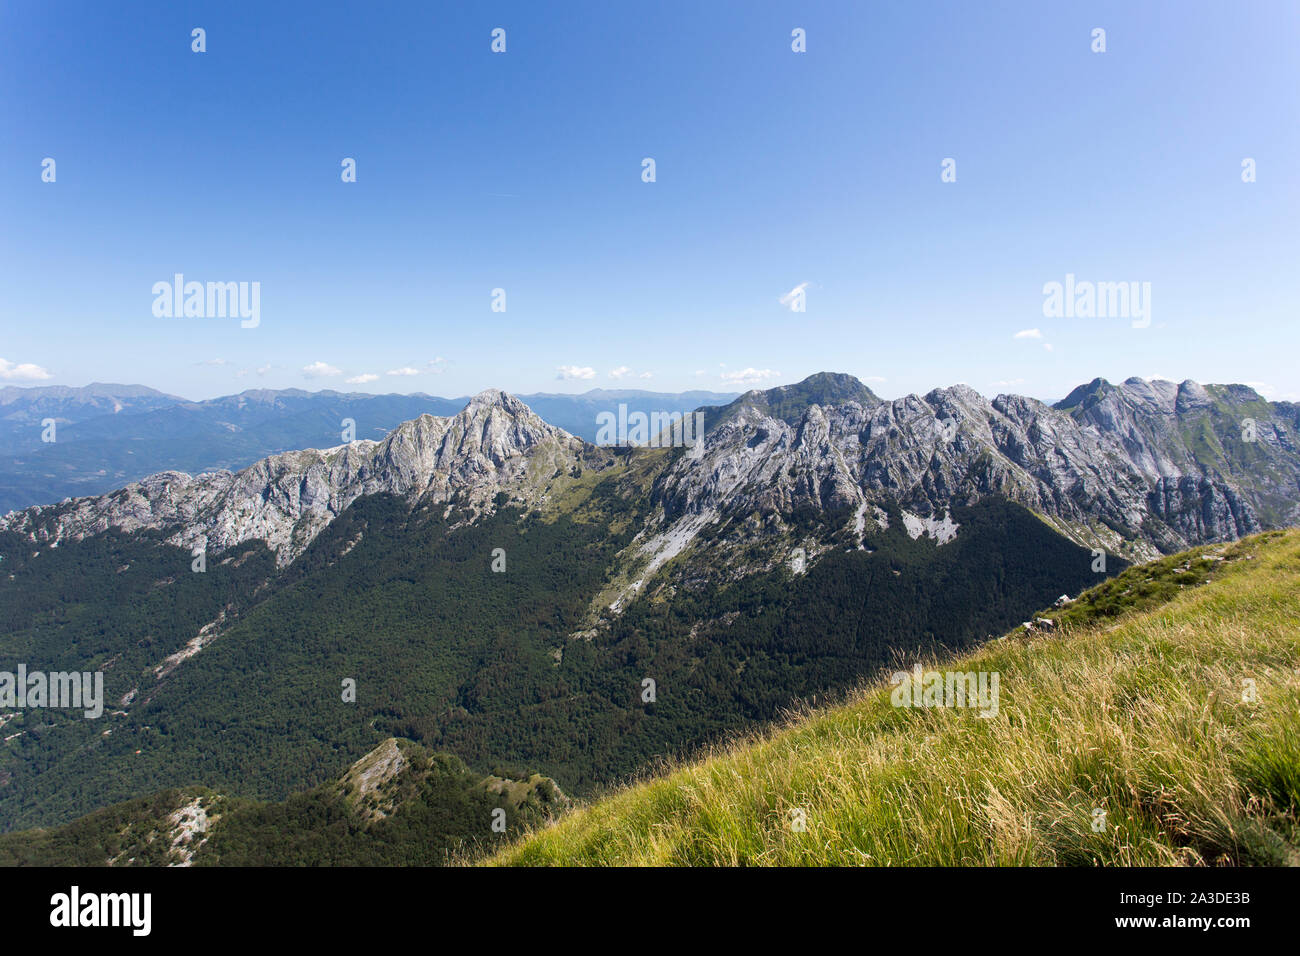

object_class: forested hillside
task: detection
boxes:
[0,460,1108,832]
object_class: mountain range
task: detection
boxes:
[5,372,1294,570]
[0,383,739,515]
[1,371,1297,842]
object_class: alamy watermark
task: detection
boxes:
[890,665,999,718]
[50,886,150,936]
[152,274,260,328]
[0,664,104,718]
[595,405,705,458]
[1042,273,1150,328]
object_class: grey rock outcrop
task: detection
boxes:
[634,374,1300,580]
[0,389,583,565]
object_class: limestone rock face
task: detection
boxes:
[0,389,583,565]
[5,375,1297,579]
[641,375,1300,568]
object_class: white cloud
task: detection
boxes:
[993,378,1027,387]
[236,364,273,378]
[0,358,53,381]
[606,366,652,381]
[196,358,229,367]
[1245,382,1300,401]
[720,367,781,386]
[346,373,380,384]
[386,367,419,377]
[302,361,342,378]
[1043,343,1054,352]
[1013,328,1042,340]
[425,357,447,373]
[556,365,596,381]
[779,282,809,310]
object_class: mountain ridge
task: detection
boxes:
[622,371,1298,598]
[0,384,740,514]
[5,373,1297,584]
[0,737,568,866]
[0,388,591,566]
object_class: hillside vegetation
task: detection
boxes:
[489,530,1300,866]
[0,489,1103,831]
[0,739,566,866]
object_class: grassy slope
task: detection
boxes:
[489,530,1300,866]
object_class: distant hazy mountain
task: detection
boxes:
[0,384,738,514]
[512,388,739,442]
[0,383,183,425]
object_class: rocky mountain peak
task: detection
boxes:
[1054,377,1117,412]
[709,372,880,434]
[0,390,585,566]
[1173,380,1212,413]
[627,372,1300,599]
[465,387,526,413]
[923,384,991,418]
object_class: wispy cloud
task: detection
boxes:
[0,358,53,381]
[346,373,379,384]
[606,366,653,381]
[1014,328,1054,352]
[236,364,273,378]
[195,358,230,367]
[386,367,419,377]
[1245,381,1299,401]
[556,365,596,381]
[720,367,781,386]
[302,361,342,378]
[778,282,809,311]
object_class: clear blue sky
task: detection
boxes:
[2,0,1297,401]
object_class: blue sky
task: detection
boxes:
[1,0,1297,402]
